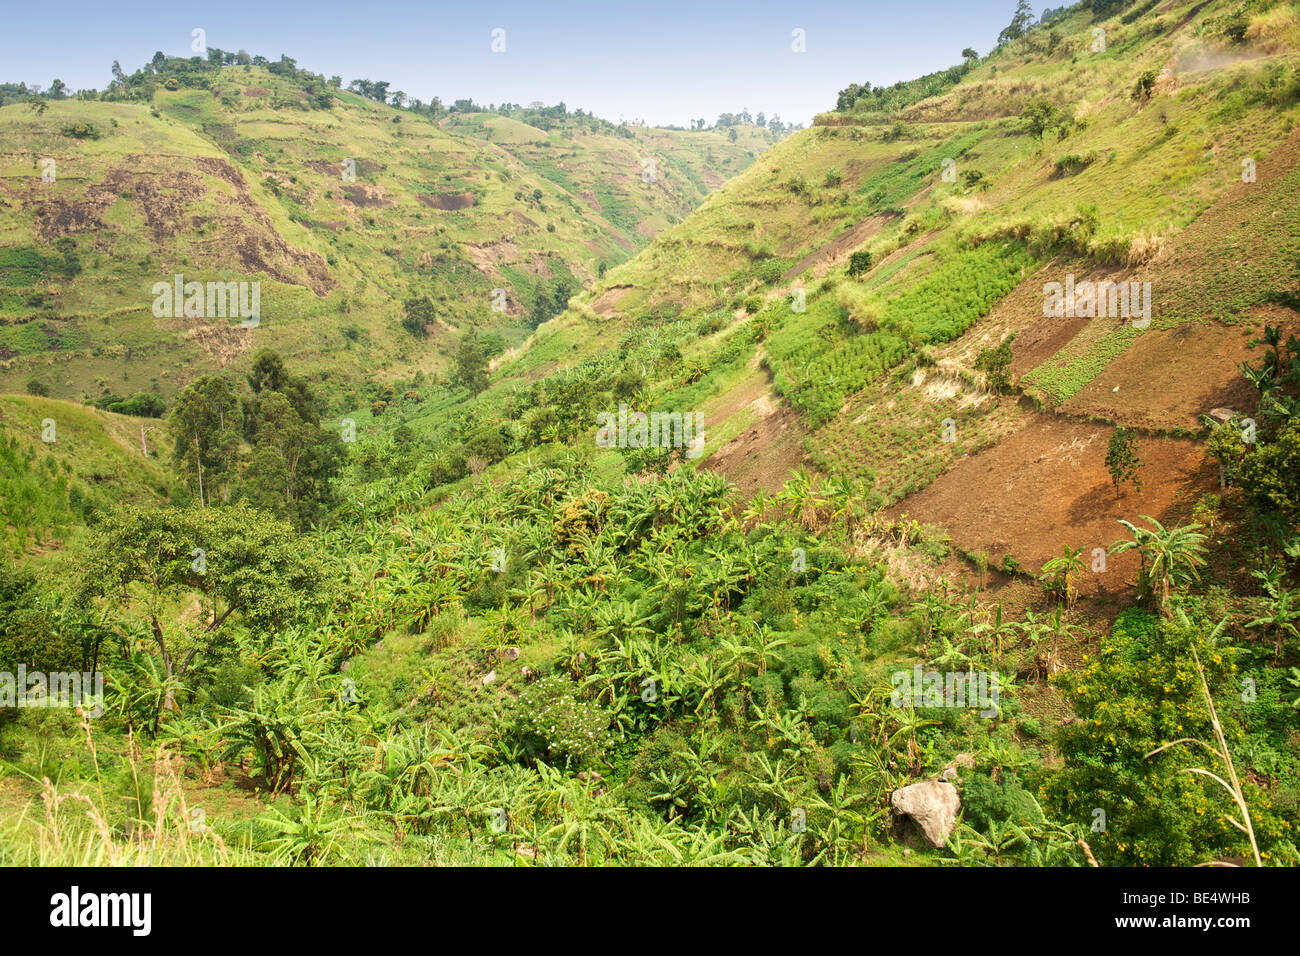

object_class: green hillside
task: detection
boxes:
[0,60,768,407]
[2,0,1300,871]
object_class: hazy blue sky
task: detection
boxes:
[2,0,1032,126]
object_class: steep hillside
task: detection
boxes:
[484,0,1300,539]
[2,0,1299,874]
[0,62,766,405]
[0,394,170,558]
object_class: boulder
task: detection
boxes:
[499,646,521,661]
[1208,407,1237,425]
[481,670,497,686]
[891,780,961,848]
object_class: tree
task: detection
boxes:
[401,295,435,337]
[240,389,344,528]
[962,47,979,61]
[1238,420,1300,537]
[998,1,1035,45]
[1109,517,1208,616]
[1022,99,1064,138]
[247,347,292,394]
[974,334,1016,392]
[452,330,490,395]
[1205,419,1246,503]
[1105,426,1143,498]
[82,503,322,718]
[847,249,873,277]
[169,375,244,505]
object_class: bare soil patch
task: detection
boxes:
[701,391,807,498]
[781,213,896,281]
[1061,307,1299,430]
[590,285,634,318]
[418,192,477,210]
[890,414,1213,597]
[341,183,392,208]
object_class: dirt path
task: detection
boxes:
[780,213,896,281]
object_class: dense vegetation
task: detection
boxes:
[2,0,1299,867]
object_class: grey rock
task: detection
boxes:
[891,780,961,848]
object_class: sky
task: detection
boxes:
[1,0,1031,127]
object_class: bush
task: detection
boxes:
[974,334,1016,392]
[24,379,49,397]
[847,249,873,277]
[427,448,468,488]
[1048,609,1293,865]
[510,675,612,768]
[1132,70,1157,102]
[401,296,434,337]
[1053,152,1096,176]
[60,121,100,140]
[107,392,166,418]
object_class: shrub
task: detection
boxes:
[1132,70,1158,102]
[847,249,873,277]
[1053,152,1096,177]
[60,121,99,139]
[1048,609,1292,865]
[510,675,612,768]
[974,334,1016,392]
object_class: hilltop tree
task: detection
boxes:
[1106,426,1144,497]
[998,1,1036,45]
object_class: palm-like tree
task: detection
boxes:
[1039,545,1085,608]
[969,603,1017,668]
[1244,563,1300,662]
[1110,516,1208,616]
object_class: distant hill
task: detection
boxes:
[0,58,773,405]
